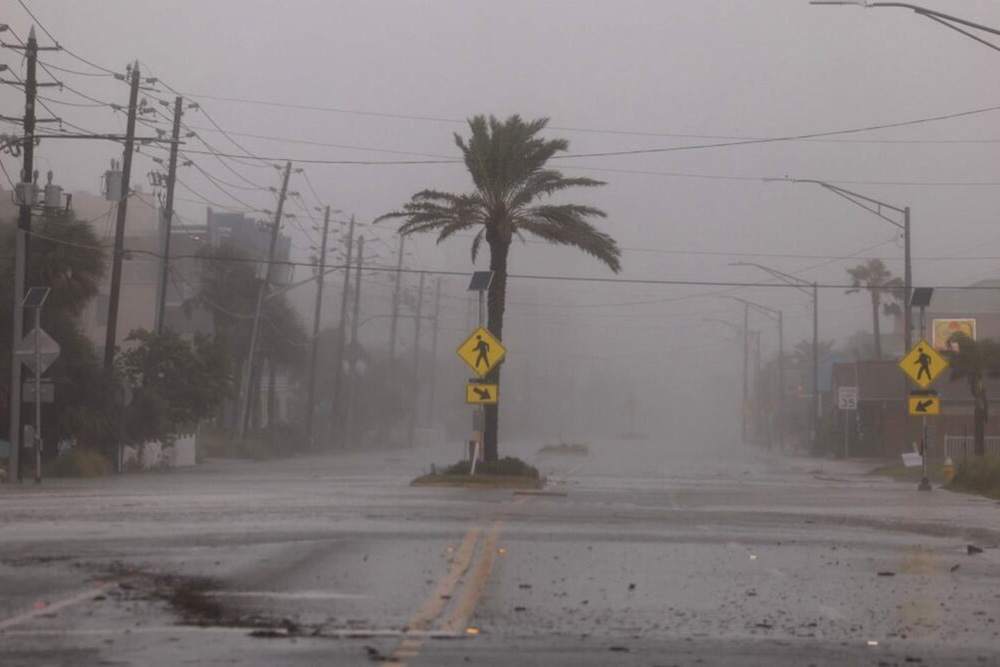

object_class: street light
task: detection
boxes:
[723,296,785,451]
[731,262,821,450]
[767,177,911,352]
[705,315,757,444]
[810,2,1000,54]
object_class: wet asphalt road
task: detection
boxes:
[2,436,1000,666]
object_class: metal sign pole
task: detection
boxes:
[33,305,42,483]
[919,304,931,491]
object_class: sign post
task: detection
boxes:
[17,287,53,484]
[838,386,857,458]
[463,272,496,474]
[901,288,943,491]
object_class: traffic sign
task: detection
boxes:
[899,339,947,389]
[909,392,940,416]
[838,386,858,411]
[22,381,54,403]
[466,382,498,405]
[457,326,505,377]
[15,327,60,375]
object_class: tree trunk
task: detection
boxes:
[974,377,986,457]
[871,292,882,361]
[267,360,277,427]
[483,238,510,462]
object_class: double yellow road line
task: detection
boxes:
[383,495,527,665]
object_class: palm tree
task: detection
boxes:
[791,339,835,368]
[845,259,903,360]
[378,115,621,460]
[945,333,1000,458]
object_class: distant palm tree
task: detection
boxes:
[791,339,835,368]
[945,333,1000,458]
[378,115,621,460]
[846,259,903,360]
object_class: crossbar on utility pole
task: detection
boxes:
[104,61,141,369]
[238,161,292,440]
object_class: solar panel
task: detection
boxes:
[910,287,933,308]
[467,271,493,291]
[21,287,50,309]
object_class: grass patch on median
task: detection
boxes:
[869,462,945,484]
[412,456,544,489]
[538,442,589,455]
[946,457,1000,499]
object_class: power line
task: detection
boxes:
[14,0,122,76]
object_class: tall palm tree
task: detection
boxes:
[378,115,621,460]
[945,333,1000,458]
[846,259,903,360]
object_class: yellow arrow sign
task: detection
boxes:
[457,326,506,377]
[899,339,948,389]
[466,383,498,405]
[909,393,940,416]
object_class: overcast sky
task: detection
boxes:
[2,0,999,428]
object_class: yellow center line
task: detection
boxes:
[439,519,504,634]
[407,526,483,632]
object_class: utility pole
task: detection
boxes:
[777,309,785,451]
[742,301,749,443]
[812,282,820,449]
[305,205,331,442]
[238,161,292,440]
[103,61,141,369]
[6,27,38,483]
[344,236,364,446]
[427,277,442,422]
[408,271,425,448]
[330,214,355,441]
[155,96,183,333]
[387,235,405,376]
[903,207,912,351]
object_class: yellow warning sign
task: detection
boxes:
[466,383,498,405]
[909,394,940,416]
[899,339,948,389]
[457,326,506,377]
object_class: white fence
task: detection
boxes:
[943,435,1000,461]
[122,432,197,469]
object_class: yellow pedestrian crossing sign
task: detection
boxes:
[466,383,499,405]
[457,326,505,377]
[909,392,940,416]
[899,339,948,389]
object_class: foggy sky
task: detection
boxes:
[2,0,999,437]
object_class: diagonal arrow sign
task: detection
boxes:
[915,399,933,413]
[473,387,491,400]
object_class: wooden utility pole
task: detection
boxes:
[387,236,405,376]
[238,161,292,439]
[6,27,38,482]
[408,271,425,448]
[344,236,364,446]
[305,205,331,441]
[426,277,442,422]
[155,96,183,333]
[103,61,141,369]
[330,214,355,440]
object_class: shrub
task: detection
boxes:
[45,447,113,478]
[440,456,539,479]
[949,456,1000,499]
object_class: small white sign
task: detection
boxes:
[838,386,858,411]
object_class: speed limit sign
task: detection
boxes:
[838,386,858,411]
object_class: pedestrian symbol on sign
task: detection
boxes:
[457,326,506,377]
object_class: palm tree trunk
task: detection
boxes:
[483,238,510,462]
[267,360,277,426]
[871,292,882,360]
[975,377,986,457]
